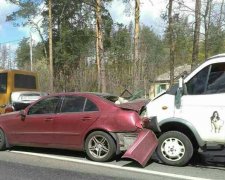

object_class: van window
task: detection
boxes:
[0,73,7,93]
[14,74,36,89]
[206,63,225,94]
[186,66,209,95]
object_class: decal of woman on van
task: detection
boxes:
[211,111,224,133]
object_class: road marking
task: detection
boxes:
[11,150,212,180]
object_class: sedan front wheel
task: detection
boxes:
[0,129,6,150]
[85,131,116,162]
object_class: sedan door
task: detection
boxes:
[53,95,100,148]
[12,96,61,145]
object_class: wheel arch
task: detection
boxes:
[159,118,205,149]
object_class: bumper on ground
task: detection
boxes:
[115,129,158,167]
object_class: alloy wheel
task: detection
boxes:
[88,135,110,159]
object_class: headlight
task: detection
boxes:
[141,116,161,133]
[140,108,147,117]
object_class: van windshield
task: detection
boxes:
[14,74,36,89]
[166,83,179,95]
[0,73,7,93]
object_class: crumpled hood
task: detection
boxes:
[116,99,150,113]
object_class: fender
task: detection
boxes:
[159,117,205,147]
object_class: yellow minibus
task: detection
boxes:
[0,69,39,113]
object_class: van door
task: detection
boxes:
[175,63,225,143]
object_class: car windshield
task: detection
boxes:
[92,93,121,104]
[102,95,119,103]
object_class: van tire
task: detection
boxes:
[156,131,193,166]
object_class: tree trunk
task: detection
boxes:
[96,0,106,93]
[204,0,212,60]
[168,0,175,86]
[218,0,224,28]
[95,21,101,92]
[192,0,201,69]
[48,0,54,92]
[133,0,140,91]
[32,22,48,59]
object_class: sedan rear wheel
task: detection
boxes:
[85,131,116,162]
[0,129,6,150]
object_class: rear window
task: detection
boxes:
[14,74,36,89]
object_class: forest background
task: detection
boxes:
[0,0,224,96]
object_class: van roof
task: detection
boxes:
[207,53,225,60]
[0,69,37,75]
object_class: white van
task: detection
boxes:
[146,54,225,166]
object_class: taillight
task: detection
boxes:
[134,114,143,129]
[5,105,14,113]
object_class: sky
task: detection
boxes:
[0,0,166,50]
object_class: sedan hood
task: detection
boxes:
[122,129,158,167]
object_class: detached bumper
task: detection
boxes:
[122,129,158,167]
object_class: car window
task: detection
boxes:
[186,66,210,95]
[84,99,99,112]
[61,96,86,113]
[28,96,60,115]
[205,63,225,94]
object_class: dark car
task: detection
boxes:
[0,92,158,166]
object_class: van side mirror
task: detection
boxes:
[175,77,184,109]
[20,110,26,121]
[179,77,184,88]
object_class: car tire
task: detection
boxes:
[156,131,193,166]
[0,129,6,150]
[85,131,116,162]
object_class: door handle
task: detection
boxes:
[81,117,92,121]
[45,118,53,122]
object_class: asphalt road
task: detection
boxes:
[0,147,225,180]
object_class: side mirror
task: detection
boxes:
[20,110,26,121]
[175,77,184,109]
[175,88,182,109]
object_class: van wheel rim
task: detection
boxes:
[161,137,185,161]
[88,135,109,159]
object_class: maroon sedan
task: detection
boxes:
[0,92,158,166]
